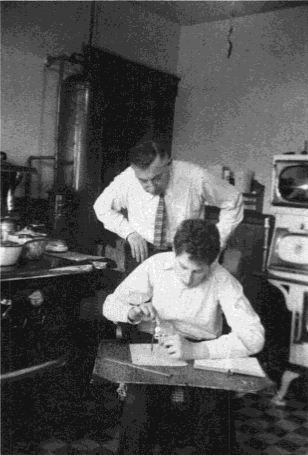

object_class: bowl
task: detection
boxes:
[0,241,23,266]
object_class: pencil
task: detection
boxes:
[104,357,172,378]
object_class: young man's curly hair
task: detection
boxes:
[173,219,220,266]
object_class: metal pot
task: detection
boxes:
[8,232,49,261]
[21,236,48,260]
[1,152,25,215]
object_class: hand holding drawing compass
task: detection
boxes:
[151,315,162,352]
[127,292,154,324]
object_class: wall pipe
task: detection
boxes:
[25,155,54,214]
[88,1,96,50]
[25,155,74,202]
[53,60,66,191]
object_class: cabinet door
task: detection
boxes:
[86,46,179,186]
[71,47,179,253]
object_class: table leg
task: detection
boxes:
[117,384,175,455]
[271,370,300,406]
[191,388,236,455]
[117,384,154,455]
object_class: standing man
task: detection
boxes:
[93,140,243,273]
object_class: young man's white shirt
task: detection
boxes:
[103,252,265,360]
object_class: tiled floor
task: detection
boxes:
[3,377,308,455]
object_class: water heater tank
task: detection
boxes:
[57,74,90,192]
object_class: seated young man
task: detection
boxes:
[103,219,265,455]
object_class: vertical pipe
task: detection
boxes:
[25,156,54,225]
[53,60,66,189]
[262,216,270,272]
[57,76,90,192]
[88,1,96,49]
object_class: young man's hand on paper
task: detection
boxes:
[160,333,194,361]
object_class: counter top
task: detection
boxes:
[0,252,117,282]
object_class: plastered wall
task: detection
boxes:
[1,0,179,198]
[2,2,307,214]
[172,5,308,213]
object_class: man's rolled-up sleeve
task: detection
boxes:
[93,171,135,240]
[201,170,244,248]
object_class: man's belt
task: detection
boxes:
[185,337,207,343]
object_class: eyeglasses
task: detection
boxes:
[138,160,172,186]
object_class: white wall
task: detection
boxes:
[2,1,307,213]
[1,1,92,196]
[1,1,180,198]
[173,5,308,213]
[94,1,180,74]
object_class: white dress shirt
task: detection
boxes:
[103,252,265,360]
[93,160,243,248]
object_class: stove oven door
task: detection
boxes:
[269,279,308,368]
[292,289,308,367]
[268,228,308,277]
[1,281,73,377]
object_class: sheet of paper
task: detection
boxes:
[194,357,265,377]
[130,344,187,367]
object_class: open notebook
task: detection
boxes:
[194,357,266,377]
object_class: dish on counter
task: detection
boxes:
[15,227,47,238]
[91,260,108,269]
[45,239,68,253]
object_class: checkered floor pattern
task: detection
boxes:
[4,382,308,455]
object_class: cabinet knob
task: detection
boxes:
[293,311,302,344]
[28,290,44,307]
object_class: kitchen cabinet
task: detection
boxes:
[59,46,179,254]
[1,255,119,379]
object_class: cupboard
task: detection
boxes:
[57,46,179,253]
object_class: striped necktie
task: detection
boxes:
[153,194,168,250]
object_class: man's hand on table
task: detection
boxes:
[127,232,148,263]
[160,333,194,361]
